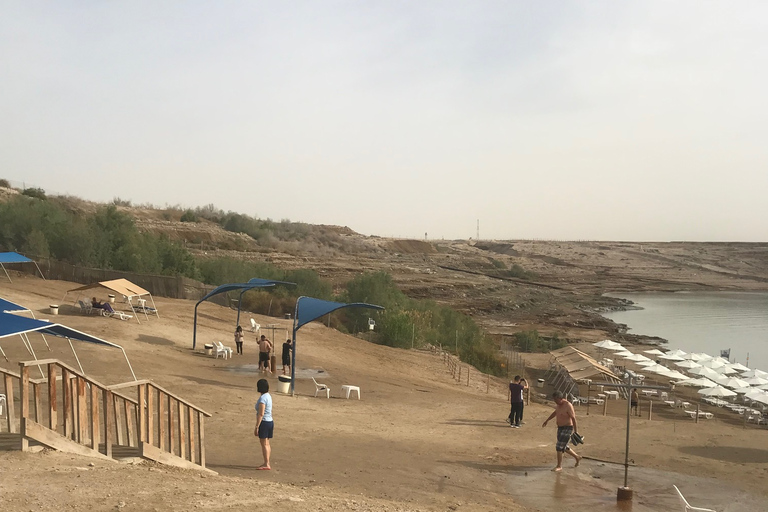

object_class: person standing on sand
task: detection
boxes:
[507,375,528,428]
[254,378,273,470]
[631,389,639,416]
[234,325,244,355]
[542,391,582,472]
[282,339,292,375]
[258,335,273,373]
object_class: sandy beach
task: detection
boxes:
[0,276,767,512]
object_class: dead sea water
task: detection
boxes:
[601,291,768,370]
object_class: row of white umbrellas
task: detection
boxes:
[593,340,768,403]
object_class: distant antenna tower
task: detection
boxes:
[476,219,480,240]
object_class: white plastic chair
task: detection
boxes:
[214,342,233,359]
[312,377,330,398]
[673,485,717,511]
[78,300,93,315]
[250,318,260,333]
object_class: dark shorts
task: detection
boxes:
[258,420,274,439]
[259,352,269,364]
[282,355,291,366]
[556,426,573,452]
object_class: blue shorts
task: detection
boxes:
[258,420,274,439]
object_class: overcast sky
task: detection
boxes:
[2,2,767,241]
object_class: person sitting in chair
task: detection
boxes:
[91,297,115,314]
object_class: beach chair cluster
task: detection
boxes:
[77,300,132,321]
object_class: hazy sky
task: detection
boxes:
[2,2,767,241]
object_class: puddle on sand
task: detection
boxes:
[499,462,766,512]
[224,365,330,379]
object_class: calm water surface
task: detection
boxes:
[601,292,768,370]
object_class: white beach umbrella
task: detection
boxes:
[718,366,738,375]
[744,376,768,386]
[635,360,657,367]
[716,376,751,389]
[614,350,634,358]
[606,344,628,352]
[658,353,685,361]
[734,385,755,394]
[644,348,666,356]
[699,359,726,369]
[661,369,690,381]
[728,362,750,372]
[744,388,768,403]
[741,369,768,379]
[666,349,688,358]
[675,360,702,369]
[751,393,768,406]
[594,340,622,349]
[713,357,731,365]
[698,386,737,398]
[757,383,768,391]
[676,377,719,388]
[688,353,713,362]
[624,353,651,362]
[686,366,722,380]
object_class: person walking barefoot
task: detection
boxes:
[542,391,582,472]
[254,379,273,470]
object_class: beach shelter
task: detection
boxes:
[715,376,750,389]
[0,252,45,283]
[741,369,768,379]
[624,353,651,363]
[66,279,159,323]
[290,297,384,394]
[191,278,296,350]
[643,348,666,356]
[698,385,737,398]
[658,353,685,361]
[666,349,688,358]
[676,377,718,388]
[675,360,701,369]
[594,340,623,350]
[728,362,750,372]
[0,311,136,380]
[0,296,52,359]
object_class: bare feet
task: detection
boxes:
[256,465,271,470]
[551,466,562,472]
[574,456,582,467]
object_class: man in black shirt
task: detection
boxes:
[507,375,528,428]
[282,339,293,375]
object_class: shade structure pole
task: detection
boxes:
[68,338,85,375]
[0,344,7,362]
[236,289,246,327]
[624,383,632,488]
[33,261,46,280]
[121,347,137,381]
[148,294,159,318]
[290,302,299,395]
[1,263,12,283]
[21,333,45,379]
[192,301,201,349]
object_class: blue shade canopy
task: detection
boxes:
[294,297,384,331]
[192,278,297,349]
[0,311,121,348]
[0,252,33,263]
[0,296,28,313]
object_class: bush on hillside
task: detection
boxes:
[0,179,10,188]
[513,330,566,353]
[180,210,199,222]
[22,188,46,200]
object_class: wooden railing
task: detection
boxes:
[1,360,211,471]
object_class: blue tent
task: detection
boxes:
[192,278,296,349]
[289,297,384,393]
[0,252,45,282]
[0,311,136,380]
[0,297,29,313]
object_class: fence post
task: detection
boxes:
[19,365,29,450]
[48,364,57,431]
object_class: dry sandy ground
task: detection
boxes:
[1,276,768,512]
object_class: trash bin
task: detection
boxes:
[108,294,115,304]
[277,375,292,394]
[204,344,214,356]
[537,378,545,388]
[49,305,59,315]
[284,313,292,319]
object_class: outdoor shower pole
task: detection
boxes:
[624,383,632,488]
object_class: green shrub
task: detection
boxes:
[513,330,566,353]
[0,179,10,188]
[501,263,537,280]
[180,210,198,223]
[22,188,46,200]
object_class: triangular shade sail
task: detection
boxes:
[294,297,384,331]
[0,296,29,313]
[0,311,120,348]
[0,252,33,263]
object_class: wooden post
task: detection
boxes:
[3,374,15,433]
[187,406,195,464]
[695,403,700,424]
[178,401,186,459]
[32,383,42,423]
[104,390,113,458]
[19,365,29,450]
[168,397,175,456]
[603,397,608,416]
[158,391,166,451]
[77,377,87,444]
[124,400,134,447]
[90,383,99,450]
[146,385,154,446]
[114,395,124,446]
[648,399,653,421]
[62,369,71,439]
[137,384,146,443]
[199,413,206,469]
[48,364,57,431]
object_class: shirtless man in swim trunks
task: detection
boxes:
[542,390,582,472]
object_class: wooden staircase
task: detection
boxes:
[1,360,214,473]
